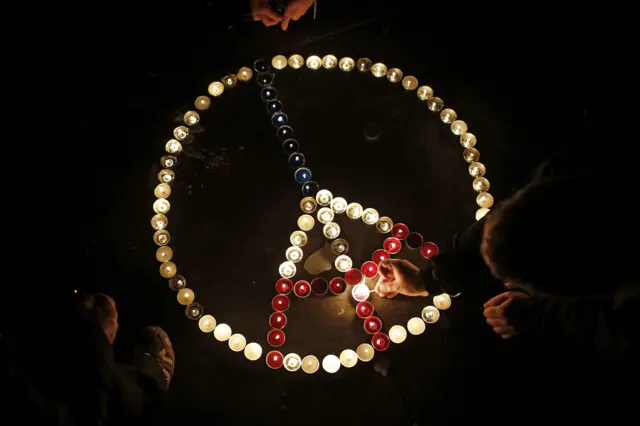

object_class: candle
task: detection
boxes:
[198,315,216,333]
[434,293,452,310]
[183,111,199,126]
[315,189,333,206]
[267,329,286,347]
[278,261,296,279]
[306,55,322,70]
[156,246,173,263]
[173,126,189,140]
[361,261,378,278]
[407,317,426,335]
[285,246,303,263]
[185,303,202,320]
[288,54,304,69]
[275,278,293,295]
[421,306,440,324]
[168,275,186,291]
[266,351,284,369]
[290,230,308,247]
[383,237,402,254]
[322,55,337,69]
[177,288,195,306]
[293,280,311,298]
[331,238,349,255]
[194,95,211,110]
[356,343,375,362]
[330,197,348,214]
[329,277,346,295]
[345,268,363,286]
[228,334,246,352]
[371,332,390,351]
[159,261,176,279]
[476,207,490,221]
[317,207,334,224]
[244,342,262,361]
[283,353,302,372]
[271,55,287,70]
[269,312,287,329]
[165,138,184,154]
[362,208,379,225]
[302,355,320,374]
[363,316,383,334]
[322,355,341,373]
[346,202,363,219]
[420,242,439,259]
[335,255,353,273]
[391,223,409,240]
[271,295,290,312]
[299,197,317,213]
[153,230,170,246]
[339,57,355,71]
[351,284,371,302]
[237,67,253,82]
[372,249,390,265]
[356,301,375,319]
[208,81,224,96]
[297,214,315,231]
[339,349,358,368]
[157,169,175,184]
[213,323,232,341]
[389,325,407,344]
[153,199,171,214]
[376,216,393,233]
[322,222,340,239]
[154,184,171,199]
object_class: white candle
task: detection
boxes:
[434,293,452,310]
[389,325,407,343]
[322,355,341,373]
[244,342,262,361]
[407,317,426,335]
[339,349,358,368]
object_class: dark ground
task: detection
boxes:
[12,1,636,425]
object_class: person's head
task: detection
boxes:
[481,177,620,297]
[80,293,119,344]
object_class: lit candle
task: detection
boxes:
[221,74,237,88]
[351,284,371,302]
[153,199,171,214]
[271,295,290,312]
[383,237,402,254]
[266,351,284,369]
[153,230,170,246]
[315,189,333,206]
[185,303,203,320]
[463,148,480,163]
[322,355,341,373]
[339,57,355,71]
[285,246,303,263]
[420,242,439,259]
[473,177,490,193]
[461,132,477,148]
[346,202,363,219]
[421,306,440,324]
[402,75,418,90]
[293,280,311,298]
[322,55,338,69]
[151,214,168,230]
[440,108,457,124]
[335,255,353,272]
[154,184,171,199]
[469,161,486,177]
[317,207,334,224]
[267,329,286,347]
[345,268,363,286]
[391,223,409,240]
[278,261,296,279]
[322,222,340,239]
[244,342,262,361]
[476,192,494,208]
[177,288,195,305]
[213,323,232,341]
[271,55,287,70]
[389,325,408,344]
[183,111,200,126]
[198,315,216,333]
[302,355,320,374]
[168,275,186,291]
[339,349,358,368]
[306,55,321,70]
[330,197,348,214]
[156,246,173,263]
[356,301,375,319]
[361,261,378,278]
[228,334,246,352]
[356,343,375,362]
[376,216,393,233]
[269,312,287,329]
[157,169,175,184]
[433,293,452,310]
[371,62,387,78]
[417,85,434,100]
[476,207,490,221]
[275,278,293,295]
[288,54,304,69]
[290,230,308,247]
[331,238,349,255]
[372,249,390,265]
[407,317,426,335]
[297,214,315,231]
[299,196,317,213]
[283,353,302,372]
[451,120,468,136]
[386,67,403,83]
[208,81,224,97]
[160,155,177,169]
[194,95,210,110]
[427,96,444,112]
[237,67,253,82]
[362,208,379,225]
[356,57,373,72]
[363,316,383,334]
[371,332,390,351]
[173,126,189,140]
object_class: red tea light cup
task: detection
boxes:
[275,278,293,295]
[267,329,286,347]
[406,232,424,250]
[372,249,390,265]
[269,312,287,329]
[361,261,378,278]
[272,295,290,312]
[371,332,390,351]
[383,237,402,254]
[356,301,375,319]
[363,316,383,334]
[266,350,284,369]
[345,268,364,285]
[294,280,312,298]
[421,241,439,259]
[329,277,347,294]
[311,278,328,295]
[391,223,409,240]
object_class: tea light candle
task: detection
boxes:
[297,214,315,231]
[383,237,402,254]
[213,323,232,341]
[331,238,349,255]
[407,317,426,335]
[177,288,194,305]
[316,189,333,206]
[372,249,390,265]
[433,293,452,310]
[290,230,308,247]
[244,342,262,361]
[329,277,347,294]
[300,197,317,213]
[345,268,363,286]
[317,207,335,224]
[363,316,383,334]
[346,202,363,219]
[351,284,371,302]
[361,261,378,278]
[339,349,358,368]
[269,312,287,329]
[228,334,246,352]
[389,325,407,344]
[476,207,490,221]
[272,295,290,312]
[330,197,348,214]
[376,216,393,233]
[356,343,375,362]
[293,280,311,298]
[288,54,304,69]
[153,199,171,214]
[362,208,379,225]
[154,184,171,199]
[421,306,440,324]
[285,246,303,263]
[356,301,375,319]
[267,329,286,347]
[302,355,320,374]
[266,351,284,369]
[283,353,302,372]
[371,333,390,351]
[151,214,168,230]
[391,223,409,240]
[278,261,296,279]
[335,255,353,272]
[323,222,340,239]
[275,278,293,295]
[198,315,216,333]
[420,242,439,259]
[322,355,341,373]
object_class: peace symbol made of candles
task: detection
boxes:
[152,55,492,374]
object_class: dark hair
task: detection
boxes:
[78,293,116,330]
[481,177,621,295]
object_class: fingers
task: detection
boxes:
[483,291,512,309]
[384,292,399,299]
[482,306,505,319]
[253,7,281,26]
[486,317,508,327]
[281,16,291,30]
[493,326,516,338]
[378,259,395,281]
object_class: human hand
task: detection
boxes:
[251,0,282,27]
[281,0,315,30]
[483,291,530,339]
[375,259,428,299]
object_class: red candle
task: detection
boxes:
[356,301,375,319]
[361,261,378,278]
[267,329,286,347]
[271,295,290,312]
[266,350,284,369]
[383,237,402,254]
[275,278,293,295]
[421,241,439,259]
[363,316,383,334]
[391,223,409,240]
[269,312,287,329]
[329,277,346,294]
[294,280,311,298]
[311,278,328,295]
[371,332,390,351]
[406,232,424,250]
[345,268,363,285]
[372,249,390,265]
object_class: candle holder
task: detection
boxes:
[329,277,347,295]
[317,207,334,224]
[356,301,375,318]
[293,280,311,298]
[267,329,286,347]
[315,189,333,206]
[283,353,302,371]
[278,261,296,278]
[391,223,409,240]
[406,232,424,250]
[372,249,390,265]
[285,246,303,263]
[311,278,328,296]
[376,216,393,233]
[322,222,340,239]
[421,305,440,324]
[351,284,370,302]
[299,197,317,213]
[363,316,383,334]
[361,261,378,278]
[371,332,390,351]
[331,238,349,255]
[345,268,363,286]
[275,278,293,295]
[420,242,439,259]
[290,230,308,247]
[266,351,284,369]
[383,237,402,254]
[362,208,379,225]
[269,312,287,329]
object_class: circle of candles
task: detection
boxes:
[288,54,304,69]
[237,67,253,82]
[278,261,296,278]
[464,148,480,163]
[156,246,173,263]
[469,161,486,178]
[351,284,370,302]
[221,74,237,88]
[275,278,293,295]
[165,139,182,154]
[476,207,490,221]
[195,95,211,110]
[208,81,224,97]
[420,242,439,259]
[306,55,321,70]
[361,261,378,278]
[407,317,426,335]
[331,238,349,255]
[317,207,334,224]
[198,315,216,333]
[297,214,315,231]
[345,268,363,285]
[213,323,232,341]
[402,75,418,90]
[362,208,379,225]
[322,54,337,69]
[346,202,363,219]
[315,189,333,206]
[299,197,317,213]
[339,349,358,368]
[427,96,444,112]
[153,199,171,214]
[356,57,373,72]
[244,342,263,361]
[389,325,407,344]
[285,246,303,263]
[311,278,328,295]
[290,230,308,247]
[383,237,402,254]
[356,343,375,362]
[440,108,457,124]
[335,255,353,272]
[293,280,311,298]
[185,303,203,320]
[278,125,294,141]
[168,274,186,291]
[302,355,320,374]
[386,68,403,83]
[157,169,175,184]
[256,72,274,87]
[272,295,290,312]
[339,57,355,71]
[372,249,390,265]
[371,62,387,77]
[267,329,286,347]
[183,111,200,126]
[406,232,424,250]
[376,216,393,233]
[272,112,288,127]
[283,353,302,371]
[160,261,177,278]
[473,177,490,192]
[160,155,177,169]
[417,85,434,100]
[271,55,287,70]
[329,277,347,294]
[322,355,341,373]
[477,192,494,208]
[461,133,477,148]
[269,312,287,329]
[228,334,247,352]
[391,223,409,240]
[371,332,390,351]
[301,181,319,197]
[356,301,375,319]
[261,86,277,102]
[173,126,189,140]
[451,120,468,136]
[363,316,383,334]
[433,293,452,310]
[266,351,284,369]
[330,197,348,214]
[154,184,171,199]
[323,222,340,239]
[151,214,168,231]
[154,230,170,246]
[421,306,440,324]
